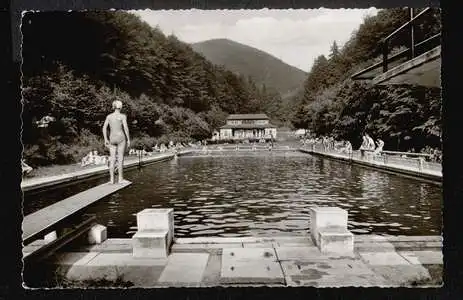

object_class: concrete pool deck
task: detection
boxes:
[31,235,442,288]
[21,150,192,192]
[299,147,442,183]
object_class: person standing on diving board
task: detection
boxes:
[103,100,131,184]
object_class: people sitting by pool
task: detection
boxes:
[141,149,150,156]
[339,141,352,154]
[366,134,375,150]
[374,139,385,155]
[322,136,328,150]
[361,133,375,159]
[430,149,441,163]
[159,144,167,153]
[94,152,108,165]
[334,140,344,152]
[81,151,94,166]
[81,151,108,167]
[329,136,335,151]
[22,159,33,176]
[359,133,369,157]
[322,136,333,151]
[36,115,56,128]
[345,141,353,153]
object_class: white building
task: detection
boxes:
[218,114,277,141]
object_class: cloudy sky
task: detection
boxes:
[132,8,378,72]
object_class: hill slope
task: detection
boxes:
[22,12,289,165]
[192,39,307,98]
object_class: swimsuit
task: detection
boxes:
[110,132,126,145]
[108,114,126,145]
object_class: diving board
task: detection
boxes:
[22,181,131,244]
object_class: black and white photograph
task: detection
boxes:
[20,7,442,288]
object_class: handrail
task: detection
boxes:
[351,7,440,79]
[381,150,432,158]
[382,8,438,72]
[301,143,442,171]
[351,32,441,79]
[383,8,431,42]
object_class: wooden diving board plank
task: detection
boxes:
[22,181,132,243]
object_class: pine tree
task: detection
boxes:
[329,40,340,60]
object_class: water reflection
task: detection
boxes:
[24,152,442,238]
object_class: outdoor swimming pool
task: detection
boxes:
[24,151,442,238]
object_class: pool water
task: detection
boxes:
[24,151,442,238]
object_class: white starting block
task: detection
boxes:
[88,224,107,244]
[132,208,174,258]
[132,230,169,258]
[309,207,354,253]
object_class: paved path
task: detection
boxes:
[32,235,442,288]
[22,181,132,243]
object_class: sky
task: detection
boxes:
[131,8,378,72]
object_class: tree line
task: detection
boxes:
[21,11,285,166]
[291,8,441,151]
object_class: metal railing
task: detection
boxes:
[352,7,441,80]
[302,142,442,175]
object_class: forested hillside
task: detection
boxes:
[21,11,286,166]
[191,39,307,99]
[21,9,442,166]
[291,8,441,152]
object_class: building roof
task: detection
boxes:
[226,114,269,120]
[220,123,277,129]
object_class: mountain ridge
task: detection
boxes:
[191,38,307,98]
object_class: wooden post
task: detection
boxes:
[409,8,415,59]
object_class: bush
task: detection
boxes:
[130,134,156,150]
[23,129,106,166]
